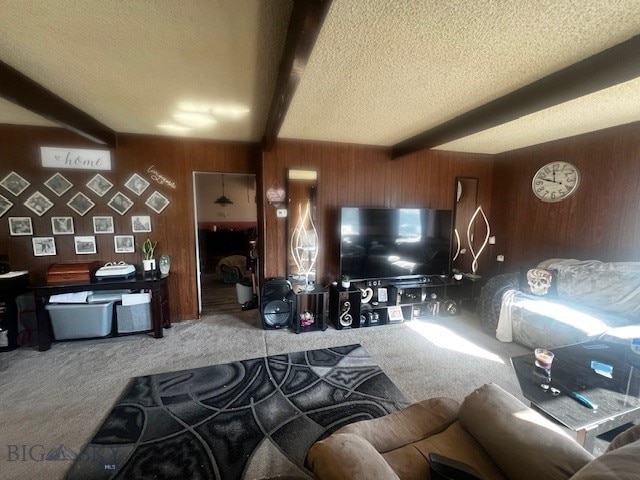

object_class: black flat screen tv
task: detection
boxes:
[339,207,452,281]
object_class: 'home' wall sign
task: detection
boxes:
[40,146,112,171]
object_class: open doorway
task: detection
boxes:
[194,172,257,315]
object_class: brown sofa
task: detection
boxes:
[306,384,640,480]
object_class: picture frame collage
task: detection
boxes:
[1,170,170,257]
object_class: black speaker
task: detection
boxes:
[261,278,293,329]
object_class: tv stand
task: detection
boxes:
[329,276,461,328]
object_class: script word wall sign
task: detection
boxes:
[40,146,112,171]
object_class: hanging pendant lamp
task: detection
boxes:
[214,175,233,206]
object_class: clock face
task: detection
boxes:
[531,161,580,202]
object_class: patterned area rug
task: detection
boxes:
[66,344,409,479]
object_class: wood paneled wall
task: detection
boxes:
[491,121,640,271]
[261,139,494,283]
[5,120,640,321]
[0,125,259,321]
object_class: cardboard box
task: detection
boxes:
[46,262,101,284]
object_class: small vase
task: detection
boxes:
[159,255,171,275]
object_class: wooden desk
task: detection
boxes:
[33,273,171,351]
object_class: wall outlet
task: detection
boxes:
[276,208,287,218]
[489,236,496,245]
[496,255,505,262]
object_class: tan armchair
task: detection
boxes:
[306,384,640,480]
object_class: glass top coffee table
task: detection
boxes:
[511,340,640,452]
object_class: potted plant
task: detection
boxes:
[139,238,158,272]
[341,275,351,290]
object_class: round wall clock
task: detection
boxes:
[531,161,580,202]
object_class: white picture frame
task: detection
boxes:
[51,216,74,235]
[67,192,95,216]
[44,173,73,197]
[24,191,54,217]
[74,235,97,254]
[131,215,151,233]
[0,171,30,196]
[125,173,150,196]
[86,173,113,197]
[145,191,170,214]
[0,193,13,217]
[114,235,135,253]
[32,237,56,256]
[93,216,114,234]
[9,217,33,236]
[107,191,134,216]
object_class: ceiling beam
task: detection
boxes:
[392,34,640,159]
[0,60,117,146]
[262,0,333,151]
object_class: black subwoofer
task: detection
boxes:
[261,278,293,329]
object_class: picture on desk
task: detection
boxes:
[114,235,135,253]
[32,237,56,256]
[74,235,97,254]
[131,215,151,233]
[0,193,13,217]
[51,216,74,235]
[9,216,33,236]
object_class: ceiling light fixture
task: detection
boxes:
[214,175,233,206]
[157,123,192,133]
[172,111,217,128]
[159,102,250,135]
[208,105,251,120]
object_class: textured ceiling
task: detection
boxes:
[1,1,640,153]
[0,0,292,142]
[436,77,640,154]
[280,0,640,151]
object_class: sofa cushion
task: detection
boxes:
[548,260,640,319]
[306,432,400,480]
[570,441,640,479]
[459,384,593,480]
[337,397,460,453]
[411,421,507,480]
[606,423,640,451]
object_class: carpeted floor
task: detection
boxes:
[2,309,535,479]
[66,344,409,479]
